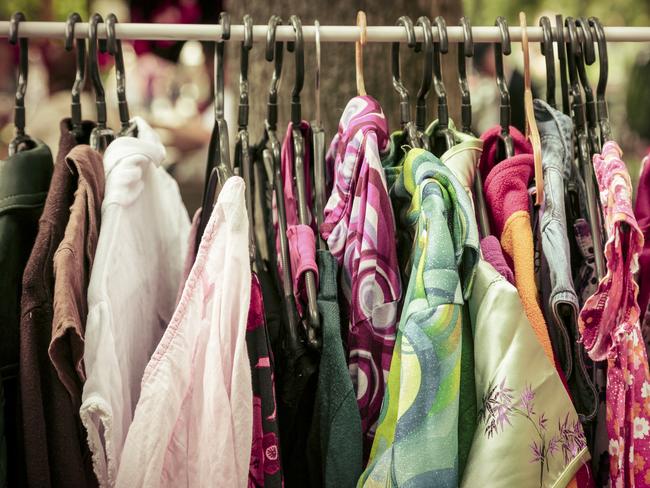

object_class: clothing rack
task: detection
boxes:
[1,21,650,43]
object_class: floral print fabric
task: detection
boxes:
[247,274,283,487]
[321,96,401,456]
[578,141,650,487]
[359,148,479,487]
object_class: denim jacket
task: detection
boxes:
[534,99,598,423]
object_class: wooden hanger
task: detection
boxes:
[356,11,367,96]
[519,12,544,206]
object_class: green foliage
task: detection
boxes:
[1,0,88,20]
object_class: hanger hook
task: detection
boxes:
[288,15,304,124]
[238,14,253,130]
[576,18,595,65]
[106,14,132,132]
[9,12,28,141]
[392,16,416,130]
[458,16,473,133]
[88,13,108,128]
[265,15,283,131]
[356,11,367,96]
[494,16,513,157]
[65,12,86,131]
[588,17,611,142]
[538,16,556,108]
[415,16,433,131]
[213,11,230,121]
[315,20,322,126]
[433,16,453,146]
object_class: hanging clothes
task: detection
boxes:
[360,148,479,487]
[19,118,100,488]
[247,273,283,488]
[479,235,515,284]
[274,121,318,313]
[634,153,650,356]
[534,99,598,424]
[480,126,555,361]
[434,124,591,487]
[0,139,53,487]
[321,96,401,457]
[273,121,319,487]
[579,141,650,487]
[80,117,190,487]
[116,176,252,488]
[307,249,363,488]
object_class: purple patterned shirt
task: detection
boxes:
[320,96,401,456]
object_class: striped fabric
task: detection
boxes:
[321,96,401,457]
[360,148,479,487]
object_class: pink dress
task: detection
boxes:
[578,141,650,487]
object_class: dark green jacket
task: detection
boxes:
[0,141,53,487]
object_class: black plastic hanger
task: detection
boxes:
[589,17,612,145]
[234,14,256,264]
[414,16,433,146]
[392,16,420,148]
[494,16,514,159]
[458,16,473,134]
[539,16,556,109]
[263,16,305,358]
[432,16,454,150]
[312,20,327,251]
[8,12,36,156]
[555,15,571,116]
[65,13,86,137]
[287,15,321,349]
[106,14,137,137]
[574,17,600,155]
[88,13,115,152]
[195,11,233,252]
[566,17,606,281]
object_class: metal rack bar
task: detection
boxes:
[0,22,649,43]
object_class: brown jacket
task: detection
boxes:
[20,119,102,487]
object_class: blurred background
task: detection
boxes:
[1,0,649,212]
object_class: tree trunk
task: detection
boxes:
[225,0,464,139]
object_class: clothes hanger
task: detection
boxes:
[588,17,613,146]
[555,15,571,116]
[195,11,233,253]
[88,13,115,153]
[539,16,556,109]
[234,14,256,264]
[574,17,600,155]
[312,20,327,251]
[519,12,544,206]
[413,16,433,150]
[65,13,86,138]
[458,16,473,134]
[457,16,491,237]
[494,16,514,160]
[287,15,321,349]
[565,17,606,280]
[258,16,304,357]
[106,14,137,137]
[392,16,420,148]
[431,16,455,150]
[356,11,367,96]
[8,12,37,156]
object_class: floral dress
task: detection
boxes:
[578,141,650,487]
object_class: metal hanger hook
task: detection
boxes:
[392,16,416,128]
[458,16,473,133]
[576,17,595,65]
[288,15,304,123]
[106,13,132,131]
[9,12,28,137]
[415,16,433,131]
[65,12,86,130]
[238,14,253,129]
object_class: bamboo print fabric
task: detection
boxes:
[360,148,479,487]
[321,96,401,456]
[578,141,650,487]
